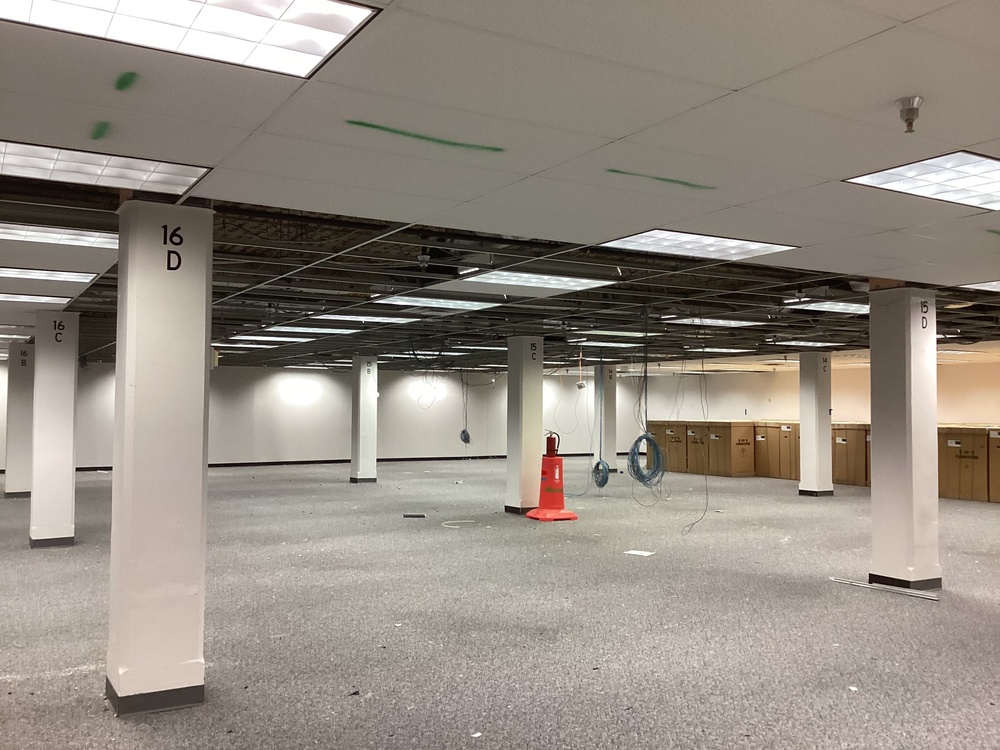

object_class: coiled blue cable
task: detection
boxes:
[627,432,665,488]
[592,459,610,488]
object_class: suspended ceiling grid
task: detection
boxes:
[0,2,1000,369]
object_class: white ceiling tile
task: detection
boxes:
[747,26,1000,146]
[538,141,823,206]
[902,212,1000,246]
[0,241,117,274]
[395,0,892,90]
[666,207,879,247]
[220,132,525,201]
[745,181,984,230]
[315,9,727,138]
[749,244,906,274]
[0,92,250,167]
[0,23,301,130]
[191,168,460,224]
[628,93,956,179]
[264,81,611,173]
[835,0,959,21]
[913,0,1000,57]
[468,177,724,228]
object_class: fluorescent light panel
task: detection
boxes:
[233,334,314,342]
[688,347,752,353]
[0,267,97,283]
[267,325,358,334]
[312,313,416,324]
[0,141,206,194]
[600,229,795,261]
[375,296,498,311]
[0,292,70,304]
[1,0,375,78]
[846,151,1000,210]
[464,270,613,292]
[578,341,641,348]
[456,345,507,351]
[588,330,659,338]
[0,221,118,248]
[212,342,274,349]
[790,301,869,314]
[773,340,838,348]
[666,317,764,328]
[0,333,31,340]
[960,280,1000,293]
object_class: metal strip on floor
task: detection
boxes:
[830,577,940,601]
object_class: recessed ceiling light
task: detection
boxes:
[666,317,764,328]
[789,301,869,315]
[267,325,359,334]
[578,341,641,348]
[211,342,275,349]
[960,280,1000,293]
[412,350,469,356]
[587,330,660,338]
[0,333,32,340]
[0,292,70,304]
[1,0,376,78]
[463,270,614,291]
[0,221,118,248]
[600,229,795,261]
[0,267,98,283]
[938,349,983,355]
[455,345,508,351]
[687,347,753,353]
[772,340,838,347]
[846,151,1000,210]
[312,313,417,324]
[375,296,499,311]
[0,141,207,194]
[233,334,315,343]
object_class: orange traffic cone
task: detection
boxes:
[526,446,578,522]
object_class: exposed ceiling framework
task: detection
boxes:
[2,177,1000,373]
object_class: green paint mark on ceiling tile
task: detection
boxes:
[345,120,504,152]
[987,229,1000,237]
[115,71,138,91]
[607,168,715,190]
[90,121,111,140]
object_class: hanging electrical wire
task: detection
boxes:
[459,371,471,444]
[592,353,610,488]
[627,308,665,489]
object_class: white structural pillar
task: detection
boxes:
[798,351,833,497]
[505,336,543,513]
[594,365,618,471]
[869,287,941,590]
[350,355,378,483]
[4,343,34,497]
[30,312,79,547]
[107,201,213,715]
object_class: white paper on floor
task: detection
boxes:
[624,550,655,557]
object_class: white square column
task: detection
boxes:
[107,201,213,715]
[4,343,33,497]
[594,365,618,471]
[798,351,833,497]
[869,287,941,590]
[30,312,79,547]
[350,355,378,483]
[505,336,543,514]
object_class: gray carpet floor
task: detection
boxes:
[1,458,999,749]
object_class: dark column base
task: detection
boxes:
[798,489,835,497]
[29,536,74,549]
[349,477,377,484]
[869,573,942,591]
[106,677,204,716]
[504,505,537,515]
[4,491,30,498]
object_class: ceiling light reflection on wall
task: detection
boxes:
[375,296,499,311]
[600,229,795,261]
[0,141,207,194]
[0,221,118,248]
[1,0,376,78]
[846,151,1000,210]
